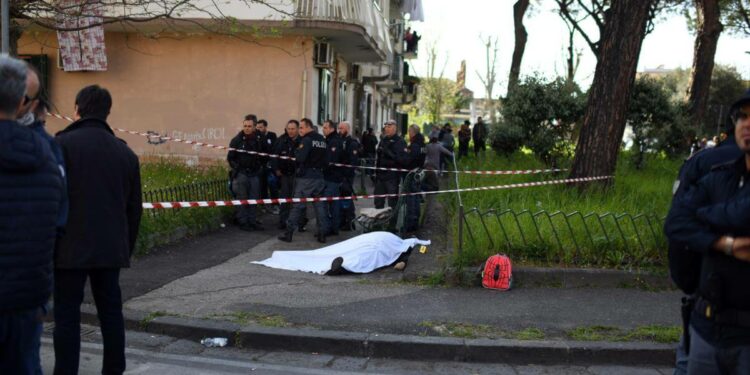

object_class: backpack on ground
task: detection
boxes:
[481,254,513,291]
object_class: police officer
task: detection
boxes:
[228,114,264,231]
[257,119,279,214]
[665,89,750,375]
[338,121,360,231]
[278,118,328,243]
[273,120,303,230]
[404,124,427,232]
[322,120,344,236]
[667,105,743,375]
[374,119,408,209]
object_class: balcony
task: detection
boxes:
[295,0,393,62]
[31,0,393,63]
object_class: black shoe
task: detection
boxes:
[278,223,287,230]
[326,230,339,236]
[326,257,344,276]
[240,224,256,232]
[299,225,307,233]
[316,233,326,244]
[277,231,293,242]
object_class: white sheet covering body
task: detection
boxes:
[252,232,430,274]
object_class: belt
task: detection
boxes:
[696,298,750,328]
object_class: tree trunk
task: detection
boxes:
[508,0,529,97]
[566,26,576,83]
[686,0,723,134]
[569,0,654,185]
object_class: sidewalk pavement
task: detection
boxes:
[75,176,683,366]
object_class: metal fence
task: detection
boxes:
[458,207,667,267]
[142,179,231,216]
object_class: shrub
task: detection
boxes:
[498,75,586,166]
[490,123,524,155]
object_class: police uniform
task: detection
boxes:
[666,137,742,374]
[339,135,360,230]
[272,133,303,229]
[404,133,427,232]
[258,130,278,202]
[665,155,750,374]
[374,134,408,209]
[279,131,328,243]
[323,132,345,235]
[228,131,263,230]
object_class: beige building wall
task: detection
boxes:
[19,31,314,160]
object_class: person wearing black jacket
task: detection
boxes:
[54,85,142,375]
[361,127,378,159]
[322,120,344,236]
[257,119,279,212]
[0,55,64,374]
[472,116,488,156]
[664,90,750,374]
[228,114,264,231]
[666,118,743,375]
[278,118,329,243]
[273,120,303,230]
[374,120,408,209]
[405,125,427,232]
[338,121,360,231]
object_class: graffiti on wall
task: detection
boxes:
[145,127,228,151]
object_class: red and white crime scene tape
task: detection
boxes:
[47,112,566,176]
[142,176,613,209]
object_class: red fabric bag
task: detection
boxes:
[481,254,513,291]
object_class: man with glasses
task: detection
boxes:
[278,118,329,243]
[374,120,408,209]
[0,54,64,375]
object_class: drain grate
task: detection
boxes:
[43,323,100,339]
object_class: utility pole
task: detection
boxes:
[1,0,9,54]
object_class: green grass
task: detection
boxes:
[139,310,174,329]
[213,312,291,328]
[513,327,546,340]
[135,157,233,257]
[567,325,681,344]
[444,150,681,270]
[420,322,680,343]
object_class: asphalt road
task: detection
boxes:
[40,325,675,374]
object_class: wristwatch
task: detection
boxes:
[725,236,735,256]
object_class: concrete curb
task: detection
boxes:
[63,305,675,366]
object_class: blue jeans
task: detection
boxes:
[324,181,341,233]
[232,172,260,226]
[687,325,750,375]
[0,306,44,375]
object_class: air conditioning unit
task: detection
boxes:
[314,42,334,68]
[348,64,362,82]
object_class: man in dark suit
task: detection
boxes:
[54,85,143,375]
